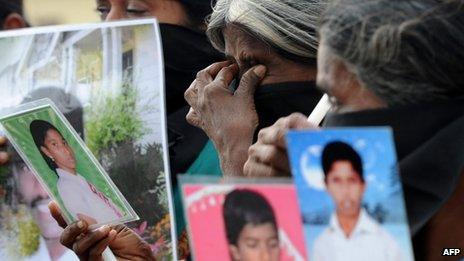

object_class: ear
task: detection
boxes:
[3,13,26,30]
[229,244,241,261]
[40,145,52,158]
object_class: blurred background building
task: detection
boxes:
[24,0,100,26]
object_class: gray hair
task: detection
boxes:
[320,0,464,106]
[207,0,325,64]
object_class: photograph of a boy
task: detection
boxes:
[30,119,122,225]
[223,189,280,261]
[313,141,402,261]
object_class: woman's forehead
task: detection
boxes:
[223,26,269,55]
[44,129,62,140]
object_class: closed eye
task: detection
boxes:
[127,8,149,14]
[96,6,110,18]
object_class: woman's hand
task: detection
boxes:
[184,61,267,176]
[49,202,155,261]
[244,113,318,177]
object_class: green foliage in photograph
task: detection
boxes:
[0,205,41,258]
[84,82,168,228]
[85,87,148,159]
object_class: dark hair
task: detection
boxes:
[223,189,277,245]
[22,87,84,139]
[322,141,364,182]
[0,0,23,24]
[29,120,62,174]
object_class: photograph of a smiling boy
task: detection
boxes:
[30,119,122,225]
[287,129,415,261]
[312,141,402,261]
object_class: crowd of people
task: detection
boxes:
[0,0,463,260]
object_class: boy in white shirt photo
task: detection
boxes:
[312,141,403,261]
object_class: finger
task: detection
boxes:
[0,136,7,146]
[60,220,88,249]
[48,201,67,228]
[203,61,232,77]
[257,125,287,150]
[73,225,111,257]
[243,158,284,177]
[248,144,290,173]
[196,61,231,87]
[0,152,9,165]
[77,214,98,226]
[235,65,266,97]
[88,230,117,261]
[287,113,318,129]
[184,80,198,107]
[186,108,201,127]
[257,113,316,149]
[214,64,238,87]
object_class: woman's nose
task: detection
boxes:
[106,9,126,21]
[105,0,127,21]
[36,186,49,199]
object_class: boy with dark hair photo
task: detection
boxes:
[313,141,402,261]
[223,189,280,261]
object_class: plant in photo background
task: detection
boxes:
[85,75,170,255]
[0,204,41,259]
[151,213,173,259]
[85,86,148,161]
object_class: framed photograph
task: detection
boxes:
[180,176,308,261]
[286,128,415,261]
[0,19,176,260]
[0,99,137,227]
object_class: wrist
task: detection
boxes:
[218,139,252,177]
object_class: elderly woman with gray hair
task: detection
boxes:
[245,0,464,259]
[183,0,324,176]
[48,0,325,259]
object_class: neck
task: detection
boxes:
[44,237,68,261]
[336,209,361,238]
[58,167,76,175]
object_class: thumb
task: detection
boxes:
[48,201,68,228]
[288,113,319,130]
[236,65,266,97]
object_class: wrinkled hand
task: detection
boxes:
[0,136,10,165]
[49,202,155,261]
[184,61,267,176]
[244,113,318,177]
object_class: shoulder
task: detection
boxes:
[56,177,68,192]
[313,226,333,249]
[369,220,401,251]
